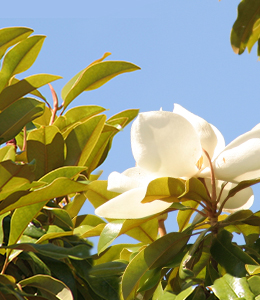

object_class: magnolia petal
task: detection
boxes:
[205,179,254,213]
[213,128,260,182]
[131,110,202,178]
[173,104,218,162]
[107,167,156,193]
[210,123,225,160]
[95,187,172,219]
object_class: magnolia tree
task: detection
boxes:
[1,1,260,300]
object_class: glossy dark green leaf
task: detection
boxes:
[62,60,140,110]
[19,274,73,300]
[5,242,90,260]
[89,261,126,277]
[43,207,73,230]
[138,267,161,293]
[142,177,185,203]
[27,125,64,180]
[0,97,45,144]
[210,230,258,277]
[231,0,260,55]
[211,273,254,300]
[121,232,190,299]
[0,35,45,93]
[0,26,33,59]
[0,177,89,215]
[0,74,61,112]
[19,251,51,276]
[224,210,253,223]
[65,115,106,166]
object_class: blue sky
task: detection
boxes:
[1,0,260,248]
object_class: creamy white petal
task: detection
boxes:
[95,187,172,219]
[173,104,218,161]
[205,179,254,213]
[131,110,202,178]
[213,128,260,182]
[107,167,156,193]
[251,123,260,131]
[210,123,225,160]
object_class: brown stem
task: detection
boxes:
[48,83,59,125]
[158,219,167,237]
[22,126,27,151]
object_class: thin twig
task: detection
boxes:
[48,83,59,125]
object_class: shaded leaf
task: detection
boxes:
[27,125,64,180]
[177,201,199,232]
[0,97,45,144]
[210,230,258,277]
[62,60,140,110]
[231,0,260,55]
[227,177,260,198]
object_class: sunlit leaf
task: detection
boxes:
[247,275,260,296]
[0,26,33,59]
[0,35,45,93]
[0,97,45,144]
[0,74,61,112]
[0,145,15,162]
[19,274,73,300]
[65,115,106,166]
[177,201,199,232]
[62,60,140,110]
[121,231,190,299]
[211,273,254,300]
[107,109,139,128]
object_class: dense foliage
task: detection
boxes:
[1,1,260,299]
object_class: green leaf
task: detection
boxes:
[54,105,106,133]
[142,177,185,203]
[65,192,87,219]
[62,60,140,110]
[65,115,106,166]
[43,207,73,230]
[177,201,199,232]
[0,145,15,162]
[247,275,260,296]
[98,218,158,254]
[27,125,65,180]
[0,74,61,112]
[5,243,90,260]
[0,27,33,59]
[210,230,258,277]
[231,0,260,55]
[211,273,254,300]
[33,104,52,126]
[19,274,73,300]
[227,177,260,199]
[0,97,45,144]
[0,177,89,215]
[0,35,45,93]
[121,232,190,299]
[89,261,126,277]
[180,178,211,202]
[107,109,139,128]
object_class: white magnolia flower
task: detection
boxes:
[95,104,258,219]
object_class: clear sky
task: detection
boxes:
[1,0,260,248]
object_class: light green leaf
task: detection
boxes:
[177,201,199,232]
[210,230,258,277]
[0,74,61,112]
[0,177,89,215]
[142,177,185,203]
[0,26,33,59]
[247,275,260,296]
[0,97,45,144]
[62,60,140,110]
[65,115,106,166]
[0,145,15,162]
[27,125,64,180]
[33,104,52,126]
[121,232,190,300]
[180,178,211,202]
[74,223,106,238]
[54,105,106,132]
[19,274,73,300]
[0,35,45,93]
[211,273,254,300]
[107,109,139,128]
[65,192,87,219]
